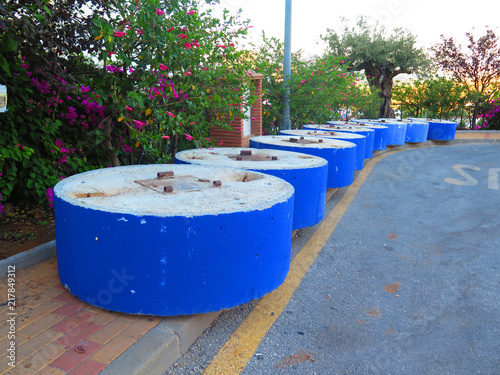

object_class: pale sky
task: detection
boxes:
[216,0,499,58]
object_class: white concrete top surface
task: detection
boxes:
[251,135,356,149]
[282,129,364,140]
[54,164,294,216]
[408,118,457,124]
[330,121,388,129]
[304,124,375,134]
[176,148,327,170]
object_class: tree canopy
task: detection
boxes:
[432,28,500,127]
[322,17,430,118]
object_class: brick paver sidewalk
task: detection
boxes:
[1,259,162,374]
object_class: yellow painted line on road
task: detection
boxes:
[203,150,399,375]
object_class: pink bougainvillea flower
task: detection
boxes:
[203,67,210,71]
[156,8,164,15]
[133,120,146,127]
[205,138,211,141]
[113,31,127,37]
[184,42,192,50]
[166,111,175,118]
[177,34,187,39]
[80,85,90,93]
[310,121,315,124]
[185,71,192,76]
[192,41,200,48]
[125,105,133,112]
[218,141,224,146]
[189,122,196,125]
[217,45,227,48]
[186,10,197,15]
[300,79,306,84]
[137,29,143,35]
[340,60,345,64]
[251,117,256,121]
[159,63,168,71]
[46,188,54,203]
[167,27,174,32]
[162,136,170,139]
[108,51,116,57]
[185,134,194,140]
[106,65,123,73]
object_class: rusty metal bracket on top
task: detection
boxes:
[227,150,279,162]
[282,137,324,144]
[135,171,222,194]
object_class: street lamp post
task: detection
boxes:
[282,0,292,130]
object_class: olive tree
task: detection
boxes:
[322,17,431,118]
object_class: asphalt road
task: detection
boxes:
[166,144,500,375]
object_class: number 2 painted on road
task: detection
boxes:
[445,164,499,190]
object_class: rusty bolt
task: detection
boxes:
[319,139,324,143]
[289,138,298,142]
[300,136,305,140]
[163,185,174,193]
[198,178,210,183]
[272,156,278,160]
[158,171,174,179]
[213,180,222,187]
[240,150,252,156]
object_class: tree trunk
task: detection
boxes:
[378,74,395,118]
[365,66,396,119]
[104,118,120,167]
[471,102,479,128]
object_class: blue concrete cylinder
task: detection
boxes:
[306,123,375,158]
[354,119,407,145]
[54,165,294,316]
[279,129,366,171]
[408,118,457,141]
[403,119,429,142]
[175,148,327,230]
[250,135,356,189]
[349,120,389,151]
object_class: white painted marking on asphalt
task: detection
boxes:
[444,164,480,186]
[488,168,500,190]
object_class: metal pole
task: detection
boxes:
[282,0,292,130]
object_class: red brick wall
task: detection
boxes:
[210,73,263,147]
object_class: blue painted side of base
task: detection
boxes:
[175,156,328,230]
[383,123,407,145]
[405,122,429,143]
[349,121,388,151]
[257,167,327,229]
[54,194,294,316]
[280,130,365,171]
[308,124,374,159]
[249,139,355,189]
[428,122,457,140]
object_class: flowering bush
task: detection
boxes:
[0,0,252,207]
[478,98,500,130]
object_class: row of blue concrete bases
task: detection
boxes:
[249,117,457,228]
[53,118,457,317]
